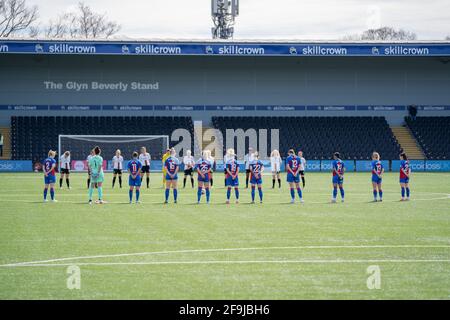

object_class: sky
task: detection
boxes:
[28,0,450,40]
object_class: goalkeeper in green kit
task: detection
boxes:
[88,146,106,204]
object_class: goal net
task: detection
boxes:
[59,135,169,172]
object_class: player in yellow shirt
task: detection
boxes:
[162,149,171,186]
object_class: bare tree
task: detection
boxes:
[344,26,417,41]
[42,2,120,39]
[0,0,38,37]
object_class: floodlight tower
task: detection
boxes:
[211,0,239,39]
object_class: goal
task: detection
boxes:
[58,135,169,172]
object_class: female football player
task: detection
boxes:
[399,152,411,201]
[183,150,195,188]
[286,149,303,203]
[225,149,240,204]
[88,146,105,204]
[139,147,151,188]
[371,152,384,202]
[270,149,282,188]
[59,151,71,189]
[112,149,124,188]
[127,152,142,204]
[331,152,345,203]
[164,148,180,204]
[196,151,212,204]
[249,152,264,204]
[43,150,57,202]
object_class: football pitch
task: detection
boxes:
[0,172,449,300]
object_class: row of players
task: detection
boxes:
[56,147,304,190]
[43,147,412,204]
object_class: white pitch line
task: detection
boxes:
[2,259,450,268]
[2,244,449,267]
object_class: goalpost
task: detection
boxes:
[58,135,169,172]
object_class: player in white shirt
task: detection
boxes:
[59,151,71,189]
[183,150,195,188]
[112,149,124,188]
[86,150,94,189]
[270,149,282,188]
[139,147,151,188]
[244,147,255,188]
[223,148,236,187]
[298,150,307,188]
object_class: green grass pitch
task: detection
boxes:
[0,171,449,299]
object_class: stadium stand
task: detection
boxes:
[405,117,450,160]
[212,116,402,160]
[11,116,194,162]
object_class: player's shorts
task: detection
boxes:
[250,177,262,185]
[141,165,150,173]
[332,175,344,185]
[372,175,382,184]
[113,169,122,175]
[184,168,193,176]
[287,173,300,183]
[91,172,104,184]
[198,173,210,183]
[226,176,239,187]
[129,175,142,187]
[60,168,70,174]
[400,178,409,184]
[166,173,178,181]
[299,170,305,176]
[44,175,56,185]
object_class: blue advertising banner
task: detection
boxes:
[256,105,306,111]
[355,160,389,172]
[0,105,48,111]
[391,160,425,172]
[205,105,256,111]
[1,41,450,57]
[424,160,450,172]
[49,105,101,111]
[0,160,32,172]
[356,105,406,111]
[305,160,322,172]
[321,160,355,172]
[308,106,356,111]
[103,105,153,111]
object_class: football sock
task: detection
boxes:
[112,177,116,188]
[258,187,263,201]
[278,179,281,188]
[50,188,55,200]
[59,178,63,188]
[146,177,150,188]
[379,190,383,199]
[251,186,255,201]
[197,187,202,202]
[43,188,48,200]
[406,187,410,198]
[205,188,210,202]
[339,187,345,199]
[87,179,90,189]
[191,178,194,188]
[183,177,186,188]
[210,178,213,187]
[401,187,405,198]
[297,188,302,199]
[173,189,178,202]
[129,189,133,202]
[333,187,338,199]
[373,190,378,199]
[235,188,239,200]
[272,179,275,188]
[302,177,305,188]
[290,188,295,200]
[118,176,122,187]
[98,187,103,200]
[165,188,170,202]
[227,187,231,200]
[136,189,140,202]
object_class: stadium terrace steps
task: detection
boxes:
[390,126,425,160]
[0,127,11,160]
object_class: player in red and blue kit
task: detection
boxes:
[127,152,142,204]
[399,152,411,201]
[196,151,212,204]
[164,148,180,204]
[371,152,384,202]
[286,149,303,203]
[225,155,240,204]
[43,150,57,202]
[331,152,345,203]
[249,152,264,204]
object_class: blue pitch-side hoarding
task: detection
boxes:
[391,160,425,172]
[2,105,450,112]
[355,160,390,172]
[321,160,356,172]
[0,160,32,172]
[1,41,450,57]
